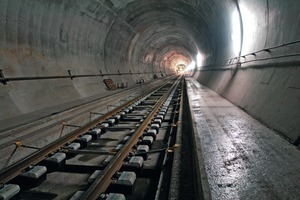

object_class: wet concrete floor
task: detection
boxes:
[186,78,300,200]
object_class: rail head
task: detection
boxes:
[81,77,182,200]
[0,81,174,184]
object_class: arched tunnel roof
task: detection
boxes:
[0,0,237,120]
[0,0,236,76]
[103,0,232,72]
[1,0,299,144]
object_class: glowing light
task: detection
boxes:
[196,53,203,67]
[184,60,196,72]
[231,9,242,55]
[239,5,255,54]
[176,64,186,73]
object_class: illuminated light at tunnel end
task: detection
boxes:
[180,52,203,74]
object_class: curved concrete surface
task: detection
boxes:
[0,1,299,142]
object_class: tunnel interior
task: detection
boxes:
[0,0,299,143]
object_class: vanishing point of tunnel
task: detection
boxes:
[0,0,299,200]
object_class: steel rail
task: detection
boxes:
[81,77,182,200]
[155,81,182,200]
[166,79,185,200]
[0,82,171,184]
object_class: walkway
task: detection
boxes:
[186,77,300,200]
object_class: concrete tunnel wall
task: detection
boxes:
[195,0,300,143]
[0,0,299,143]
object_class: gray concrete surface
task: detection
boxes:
[0,0,230,121]
[195,0,300,142]
[0,0,299,142]
[0,1,299,198]
[186,77,300,200]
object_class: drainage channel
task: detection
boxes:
[0,77,184,200]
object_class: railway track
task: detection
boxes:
[0,76,184,200]
[0,78,172,172]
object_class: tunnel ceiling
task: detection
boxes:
[105,0,228,72]
[0,0,239,120]
[0,0,237,76]
[132,0,236,67]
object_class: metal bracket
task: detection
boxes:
[65,124,81,128]
[231,62,241,76]
[90,111,104,116]
[107,104,118,112]
[0,70,7,85]
[68,70,74,80]
[90,111,104,122]
[99,70,104,77]
[14,141,40,150]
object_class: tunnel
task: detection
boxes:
[0,0,299,199]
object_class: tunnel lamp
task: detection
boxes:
[184,61,196,72]
[196,53,203,68]
[231,9,242,55]
[239,5,255,55]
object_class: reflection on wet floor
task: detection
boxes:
[186,78,300,200]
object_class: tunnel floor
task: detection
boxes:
[186,77,300,199]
